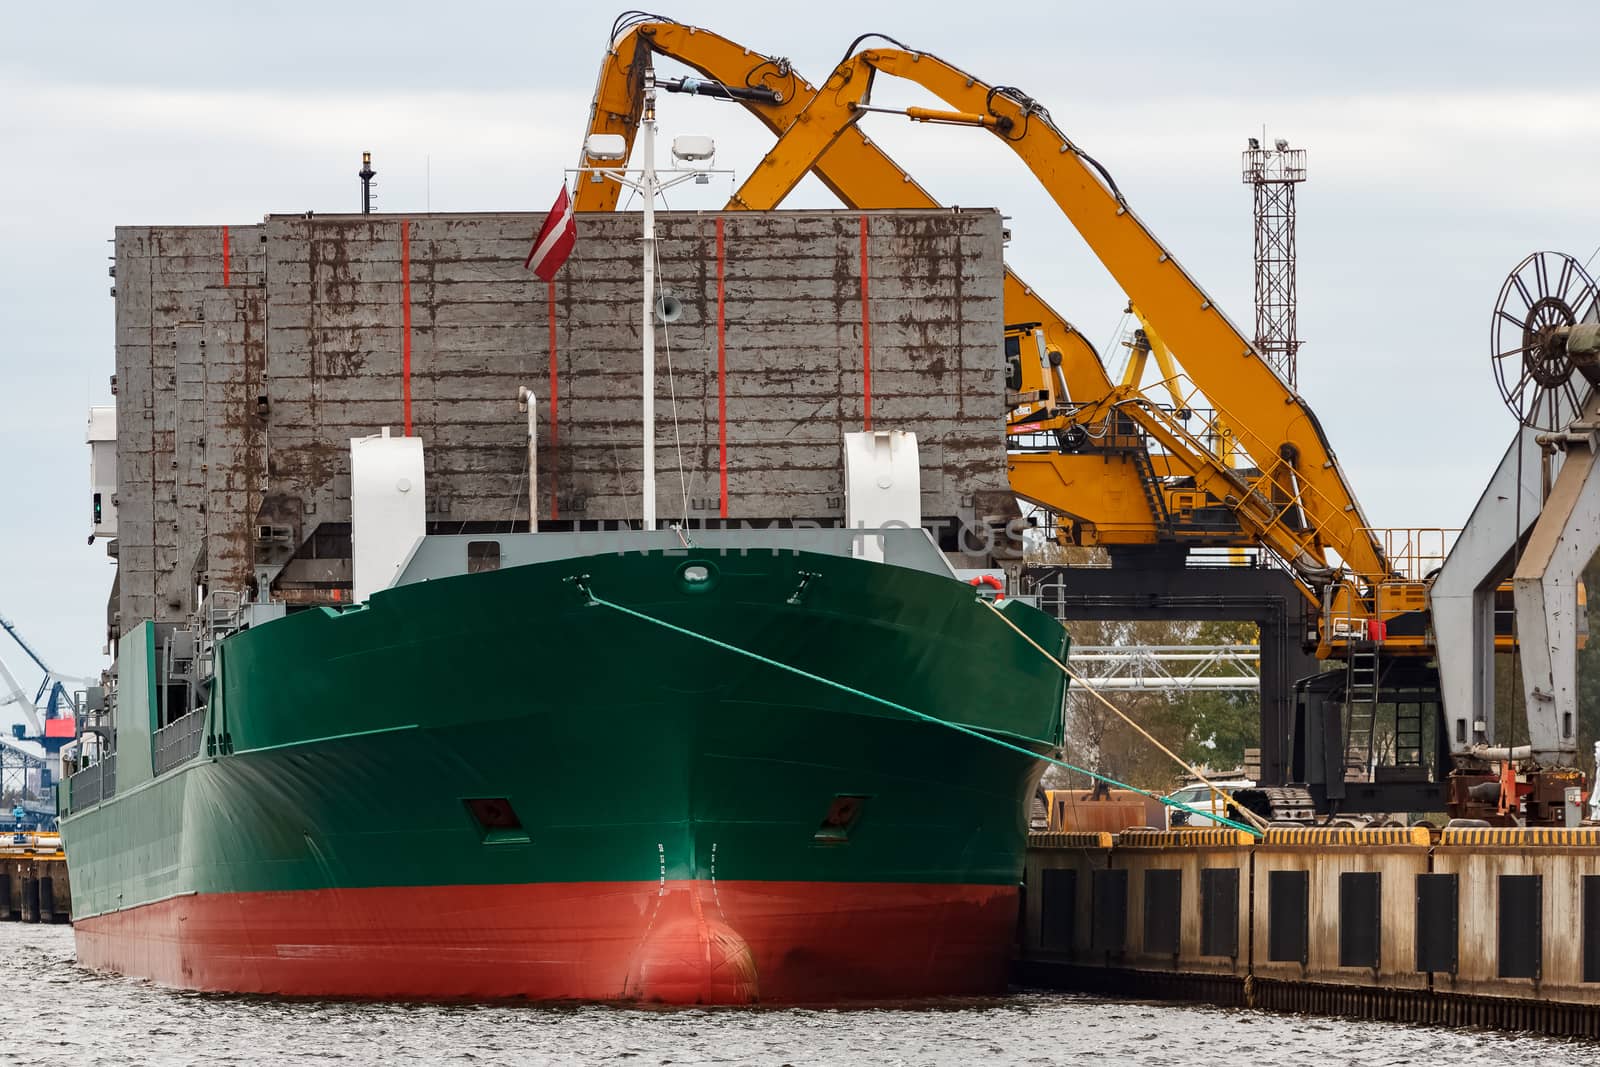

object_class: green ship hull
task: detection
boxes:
[62,542,1067,1002]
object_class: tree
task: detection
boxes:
[1025,537,1266,793]
[1054,616,1263,795]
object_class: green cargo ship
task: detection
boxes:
[61,528,1066,1002]
[64,58,1066,999]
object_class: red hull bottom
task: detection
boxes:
[72,880,1018,1004]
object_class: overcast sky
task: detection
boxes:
[1,1,1598,726]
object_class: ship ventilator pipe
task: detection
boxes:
[517,386,539,528]
[579,585,1263,837]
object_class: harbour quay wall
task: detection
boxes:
[0,848,71,923]
[1017,827,1600,1037]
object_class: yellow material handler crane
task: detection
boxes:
[579,16,1426,661]
[575,16,1584,821]
[580,19,1263,560]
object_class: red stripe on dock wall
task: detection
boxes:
[859,214,872,431]
[401,220,413,436]
[221,226,231,287]
[716,217,728,518]
[547,280,560,522]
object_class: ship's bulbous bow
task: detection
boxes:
[626,888,759,1005]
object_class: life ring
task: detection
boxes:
[969,574,1004,601]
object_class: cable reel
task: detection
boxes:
[1491,251,1600,431]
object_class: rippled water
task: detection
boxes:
[2,923,1592,1066]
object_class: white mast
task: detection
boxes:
[574,61,726,533]
[640,67,658,531]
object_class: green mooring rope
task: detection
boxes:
[581,587,1262,837]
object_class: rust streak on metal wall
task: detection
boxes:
[716,216,728,518]
[204,280,266,602]
[401,220,413,436]
[859,213,872,431]
[113,224,267,629]
[547,278,559,522]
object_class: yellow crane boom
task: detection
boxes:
[726,44,1388,585]
[575,20,1433,655]
[577,20,1115,406]
[578,19,1257,559]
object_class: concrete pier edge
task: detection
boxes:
[1018,827,1600,1039]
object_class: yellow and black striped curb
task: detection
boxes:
[1439,827,1600,847]
[1115,828,1256,848]
[1028,826,1600,850]
[1027,831,1115,850]
[1262,827,1430,847]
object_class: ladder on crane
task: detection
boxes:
[1343,641,1381,781]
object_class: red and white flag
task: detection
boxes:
[524,183,577,281]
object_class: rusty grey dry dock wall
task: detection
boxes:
[113,224,266,628]
[1019,828,1600,1038]
[109,209,1008,634]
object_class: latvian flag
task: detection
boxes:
[524,183,577,281]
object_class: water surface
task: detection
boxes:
[2,923,1589,1065]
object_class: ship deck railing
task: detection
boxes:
[63,752,116,813]
[153,708,206,776]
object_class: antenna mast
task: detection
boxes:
[359,152,376,215]
[640,68,659,530]
[573,61,728,530]
[1241,137,1307,389]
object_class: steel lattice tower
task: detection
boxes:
[1241,138,1307,389]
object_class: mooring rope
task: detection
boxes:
[978,598,1270,833]
[578,583,1262,836]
